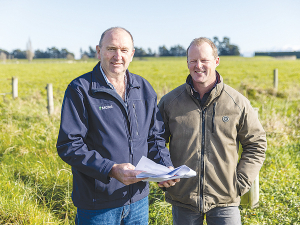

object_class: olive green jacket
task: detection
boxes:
[158,74,267,213]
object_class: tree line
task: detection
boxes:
[0,47,75,60]
[0,37,240,60]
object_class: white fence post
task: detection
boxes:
[240,108,260,208]
[12,77,18,99]
[46,83,54,115]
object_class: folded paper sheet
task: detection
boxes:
[135,156,196,182]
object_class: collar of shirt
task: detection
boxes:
[99,64,128,103]
[188,72,220,106]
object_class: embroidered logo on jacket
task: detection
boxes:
[222,116,229,122]
[99,105,113,110]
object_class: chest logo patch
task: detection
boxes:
[99,105,113,110]
[222,116,229,123]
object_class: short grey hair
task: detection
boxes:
[99,27,134,48]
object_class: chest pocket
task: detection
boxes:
[128,100,151,140]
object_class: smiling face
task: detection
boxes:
[97,28,135,77]
[187,42,220,88]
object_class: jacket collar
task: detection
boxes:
[91,61,140,93]
[206,71,223,105]
[185,71,224,107]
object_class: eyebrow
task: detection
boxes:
[107,46,130,50]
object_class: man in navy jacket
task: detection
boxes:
[56,27,179,224]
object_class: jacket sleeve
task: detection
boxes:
[56,85,115,184]
[237,105,267,196]
[158,96,171,144]
[147,97,173,168]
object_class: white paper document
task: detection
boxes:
[135,156,196,182]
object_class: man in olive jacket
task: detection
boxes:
[158,37,267,225]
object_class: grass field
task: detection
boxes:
[0,57,299,224]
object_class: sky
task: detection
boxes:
[1,0,300,58]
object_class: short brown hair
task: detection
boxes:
[187,37,218,59]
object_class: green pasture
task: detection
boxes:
[0,57,299,224]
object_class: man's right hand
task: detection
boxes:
[108,163,147,185]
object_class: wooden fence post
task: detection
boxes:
[240,108,260,208]
[46,83,54,115]
[273,69,278,90]
[12,77,18,99]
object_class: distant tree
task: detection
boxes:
[80,48,83,58]
[213,37,219,46]
[34,47,74,58]
[159,45,170,56]
[132,47,156,57]
[47,47,60,58]
[134,47,147,57]
[88,46,96,58]
[26,39,34,62]
[147,48,155,57]
[228,44,240,56]
[11,49,26,59]
[158,45,186,56]
[60,48,69,58]
[169,45,186,56]
[213,37,240,56]
[80,46,96,58]
[34,49,50,58]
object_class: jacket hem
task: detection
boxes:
[166,196,241,213]
[73,190,149,210]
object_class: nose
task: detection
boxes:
[195,60,202,68]
[114,49,122,60]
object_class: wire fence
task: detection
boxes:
[0,77,54,115]
[0,77,18,98]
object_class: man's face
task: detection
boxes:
[187,42,219,87]
[97,29,135,77]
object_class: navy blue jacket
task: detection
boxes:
[56,62,173,210]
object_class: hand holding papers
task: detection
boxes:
[135,156,196,182]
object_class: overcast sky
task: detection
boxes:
[1,0,299,58]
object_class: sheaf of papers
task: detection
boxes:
[135,156,196,182]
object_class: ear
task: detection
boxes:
[96,45,101,60]
[215,57,220,67]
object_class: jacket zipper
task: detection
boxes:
[127,86,139,204]
[132,103,139,136]
[212,102,216,133]
[200,108,206,213]
[126,88,134,203]
[129,137,133,204]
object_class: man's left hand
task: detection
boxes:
[157,166,180,188]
